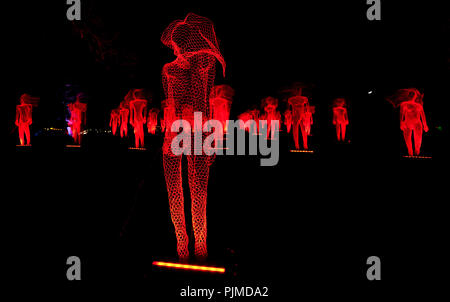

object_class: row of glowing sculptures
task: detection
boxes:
[15,13,430,263]
[238,95,317,149]
[110,88,153,148]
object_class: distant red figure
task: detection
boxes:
[129,89,148,148]
[332,98,349,142]
[237,111,254,132]
[119,100,130,138]
[260,96,281,138]
[110,108,120,135]
[161,99,176,133]
[147,108,160,134]
[237,108,260,133]
[284,109,292,133]
[15,94,39,146]
[288,95,314,149]
[161,13,225,260]
[67,94,87,144]
[209,85,235,133]
[388,88,429,156]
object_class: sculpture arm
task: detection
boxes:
[129,105,135,126]
[15,107,20,126]
[399,105,406,130]
[143,103,147,124]
[420,108,429,132]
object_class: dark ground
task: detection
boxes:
[4,124,449,299]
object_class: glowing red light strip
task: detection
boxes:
[128,147,147,151]
[403,155,432,159]
[66,145,81,148]
[152,261,225,273]
[290,150,314,153]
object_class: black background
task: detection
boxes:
[3,0,449,299]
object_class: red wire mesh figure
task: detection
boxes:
[129,89,148,148]
[284,109,292,133]
[67,94,87,145]
[147,108,160,134]
[260,96,281,138]
[288,95,314,149]
[15,94,39,146]
[119,99,130,138]
[209,84,235,133]
[387,88,429,156]
[161,99,176,133]
[332,98,349,142]
[161,13,225,260]
[110,108,120,135]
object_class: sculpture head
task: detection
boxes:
[161,13,226,76]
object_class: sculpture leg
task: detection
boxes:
[24,124,31,145]
[300,123,308,150]
[18,124,25,145]
[413,124,423,156]
[341,123,347,142]
[402,128,413,156]
[163,154,189,260]
[139,124,145,148]
[336,124,341,141]
[187,155,210,259]
[293,122,300,149]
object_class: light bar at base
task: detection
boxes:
[152,261,225,273]
[290,149,314,153]
[403,155,432,159]
[128,147,147,151]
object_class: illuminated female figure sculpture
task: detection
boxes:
[388,88,429,156]
[129,89,148,148]
[67,94,87,144]
[288,95,314,149]
[147,108,160,134]
[119,100,130,138]
[161,13,226,260]
[15,94,39,146]
[209,84,235,133]
[110,108,120,135]
[260,96,281,138]
[332,98,349,142]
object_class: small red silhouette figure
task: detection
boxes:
[237,110,254,132]
[67,94,87,145]
[129,89,148,148]
[332,98,349,142]
[15,94,39,146]
[110,108,120,135]
[119,99,130,138]
[288,95,314,149]
[237,108,260,134]
[161,13,225,260]
[209,85,235,133]
[147,108,160,134]
[284,109,292,133]
[260,96,281,138]
[161,99,176,133]
[388,88,429,156]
